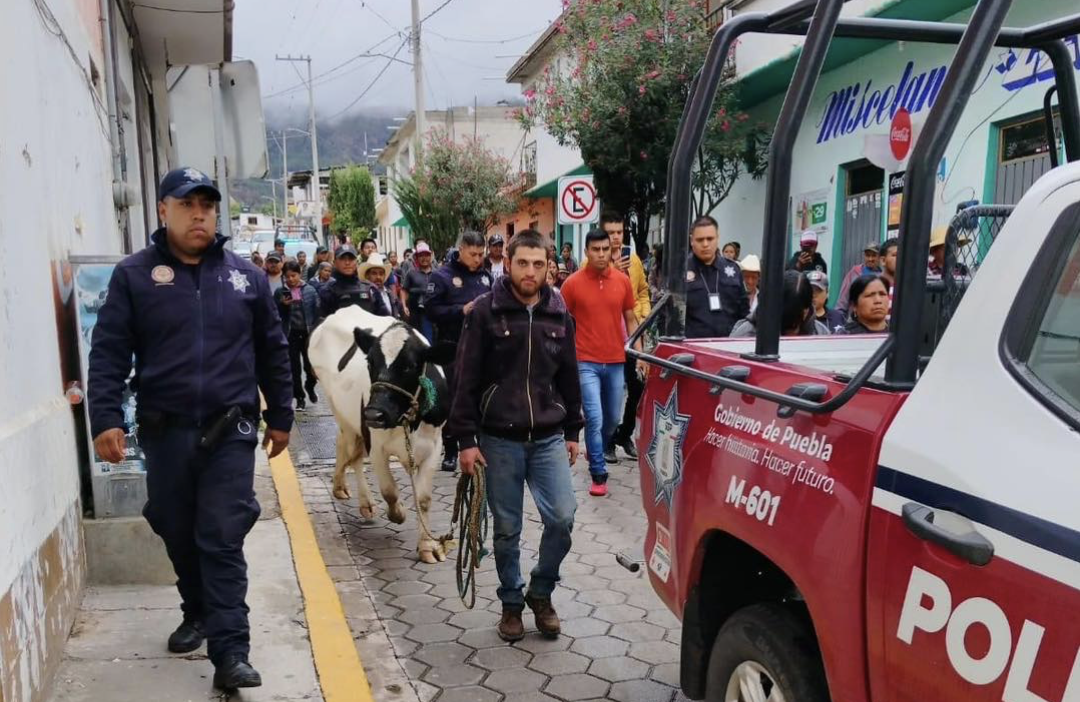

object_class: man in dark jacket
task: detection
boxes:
[787,229,829,274]
[449,229,582,643]
[424,230,493,471]
[275,261,321,408]
[317,244,380,318]
[684,216,750,339]
[359,253,404,318]
[87,167,292,691]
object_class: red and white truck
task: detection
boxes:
[631,1,1080,700]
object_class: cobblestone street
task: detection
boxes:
[291,401,688,702]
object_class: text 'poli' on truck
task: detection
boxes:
[630,1,1080,701]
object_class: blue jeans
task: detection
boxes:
[480,433,577,608]
[578,361,626,479]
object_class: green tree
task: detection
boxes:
[327,165,377,238]
[394,130,516,254]
[520,0,769,250]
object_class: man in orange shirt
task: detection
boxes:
[560,228,645,496]
[598,211,651,462]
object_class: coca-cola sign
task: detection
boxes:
[890,109,913,160]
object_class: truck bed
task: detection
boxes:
[685,334,888,378]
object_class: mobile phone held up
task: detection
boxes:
[621,245,632,259]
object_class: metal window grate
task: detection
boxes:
[936,204,1015,331]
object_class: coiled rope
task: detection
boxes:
[449,464,488,609]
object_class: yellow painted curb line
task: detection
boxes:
[268,447,375,702]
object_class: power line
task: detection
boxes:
[326,36,410,121]
[424,41,508,72]
[265,57,377,99]
[420,43,441,109]
[425,27,546,44]
[357,0,403,35]
[265,31,400,99]
[420,0,456,25]
[424,39,453,108]
[291,0,327,52]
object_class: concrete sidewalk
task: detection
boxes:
[47,452,324,702]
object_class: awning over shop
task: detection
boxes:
[526,163,592,199]
[736,0,975,108]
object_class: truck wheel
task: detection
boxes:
[705,603,829,702]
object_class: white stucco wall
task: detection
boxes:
[713,0,1079,281]
[0,0,124,696]
[0,0,120,591]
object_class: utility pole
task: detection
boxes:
[276,54,324,244]
[411,0,425,168]
[282,132,289,223]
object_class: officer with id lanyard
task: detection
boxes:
[88,167,293,691]
[684,215,750,339]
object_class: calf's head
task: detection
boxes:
[352,323,455,429]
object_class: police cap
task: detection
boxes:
[336,244,358,259]
[159,167,221,202]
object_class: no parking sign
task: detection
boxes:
[558,176,599,225]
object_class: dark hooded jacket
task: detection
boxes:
[448,277,583,449]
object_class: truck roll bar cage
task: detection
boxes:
[644,0,1080,414]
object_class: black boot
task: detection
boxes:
[166,618,204,654]
[441,450,457,472]
[213,656,263,689]
[306,382,318,404]
[618,439,638,459]
[296,396,306,411]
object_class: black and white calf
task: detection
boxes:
[308,306,453,563]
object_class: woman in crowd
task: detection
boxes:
[844,274,890,334]
[308,262,333,290]
[559,242,578,274]
[731,270,830,337]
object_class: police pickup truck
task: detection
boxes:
[630,2,1080,701]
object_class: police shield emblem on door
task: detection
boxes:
[646,386,690,506]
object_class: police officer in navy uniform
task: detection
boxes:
[424,230,493,471]
[88,168,293,691]
[317,242,382,318]
[684,215,750,338]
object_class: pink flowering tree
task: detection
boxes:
[519,0,769,250]
[394,130,517,253]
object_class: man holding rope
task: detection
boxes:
[448,229,583,641]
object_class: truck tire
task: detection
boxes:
[704,603,829,702]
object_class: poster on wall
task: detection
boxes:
[888,171,905,233]
[791,188,830,255]
[71,258,146,477]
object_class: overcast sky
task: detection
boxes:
[234,0,561,126]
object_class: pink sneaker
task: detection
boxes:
[589,482,608,497]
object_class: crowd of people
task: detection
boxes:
[86,166,985,664]
[245,214,924,494]
[670,215,901,340]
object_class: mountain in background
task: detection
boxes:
[232,107,403,211]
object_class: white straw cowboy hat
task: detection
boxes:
[358,252,393,279]
[740,254,761,273]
